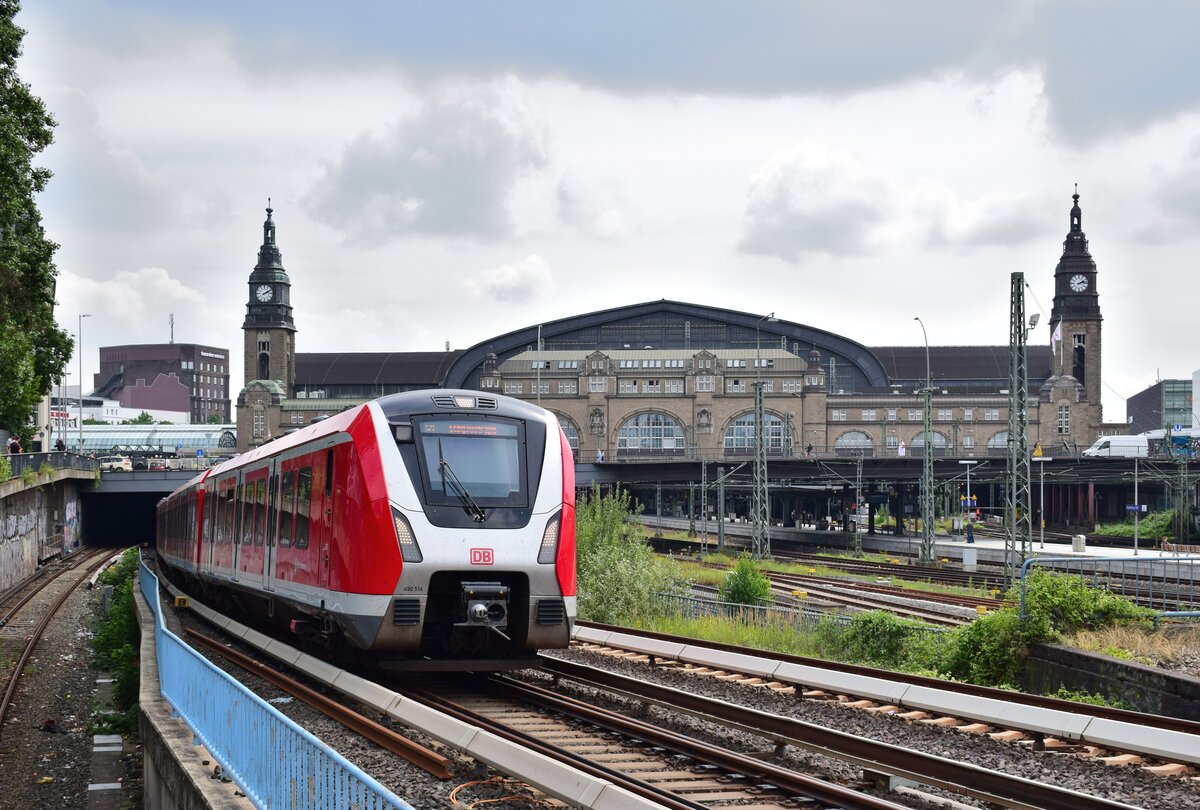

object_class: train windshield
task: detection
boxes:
[413,416,527,508]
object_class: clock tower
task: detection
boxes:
[242,203,297,393]
[1048,188,1102,410]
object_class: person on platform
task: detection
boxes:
[7,435,22,454]
[54,438,66,452]
[966,519,975,544]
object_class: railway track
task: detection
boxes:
[156,563,1195,810]
[0,548,115,740]
[573,622,1200,769]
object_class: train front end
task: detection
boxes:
[371,390,575,667]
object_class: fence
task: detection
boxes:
[1019,556,1200,618]
[138,557,413,810]
[2,451,97,480]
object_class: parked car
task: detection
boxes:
[98,455,133,472]
[133,457,148,470]
[148,458,172,471]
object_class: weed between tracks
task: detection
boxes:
[91,549,140,733]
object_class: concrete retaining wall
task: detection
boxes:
[0,474,85,591]
[1024,643,1200,721]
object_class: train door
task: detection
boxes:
[309,447,334,590]
[231,474,245,583]
[262,460,279,592]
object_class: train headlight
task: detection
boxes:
[391,507,423,563]
[538,512,560,564]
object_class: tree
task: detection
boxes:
[205,413,222,424]
[123,411,156,425]
[0,2,71,435]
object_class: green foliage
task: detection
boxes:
[93,550,140,730]
[1047,687,1132,710]
[840,610,925,665]
[717,554,773,606]
[1097,510,1178,541]
[1015,569,1153,633]
[19,465,35,485]
[575,485,685,624]
[82,417,107,425]
[0,3,72,435]
[0,455,10,483]
[941,608,1052,687]
[122,411,156,425]
[205,413,222,424]
[37,461,53,476]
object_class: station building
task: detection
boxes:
[236,193,1120,458]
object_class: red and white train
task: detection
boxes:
[157,390,576,668]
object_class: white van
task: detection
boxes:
[1082,435,1148,458]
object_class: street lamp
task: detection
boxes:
[78,313,91,452]
[958,460,977,542]
[752,311,778,558]
[1032,455,1052,549]
[914,317,934,562]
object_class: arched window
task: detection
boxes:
[552,414,580,452]
[723,412,787,454]
[987,431,1009,455]
[912,430,949,456]
[834,430,874,456]
[617,412,685,455]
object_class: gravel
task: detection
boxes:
[537,645,1200,810]
[0,565,141,810]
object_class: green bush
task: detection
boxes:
[575,486,685,624]
[840,610,921,665]
[92,550,141,731]
[1015,569,1152,633]
[941,608,1052,687]
[1097,510,1177,540]
[717,554,772,606]
[0,456,10,483]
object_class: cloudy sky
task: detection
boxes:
[18,1,1200,421]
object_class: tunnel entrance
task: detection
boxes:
[81,491,161,548]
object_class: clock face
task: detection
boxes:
[1069,274,1088,293]
[255,284,273,302]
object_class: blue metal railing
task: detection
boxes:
[1019,556,1200,618]
[138,558,414,810]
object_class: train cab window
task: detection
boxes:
[412,416,528,508]
[279,470,295,547]
[295,467,312,549]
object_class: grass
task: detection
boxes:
[681,553,995,600]
[634,612,830,659]
[1064,625,1200,665]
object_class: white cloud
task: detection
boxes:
[307,81,550,244]
[738,141,889,261]
[463,255,554,303]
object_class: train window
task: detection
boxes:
[224,484,235,545]
[279,470,295,547]
[202,489,212,546]
[295,467,312,549]
[325,449,333,496]
[412,416,528,507]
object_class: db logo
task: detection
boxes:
[470,548,494,565]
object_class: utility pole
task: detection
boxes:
[752,312,777,558]
[717,465,726,551]
[700,461,709,554]
[1005,273,1033,585]
[914,316,934,562]
[853,453,864,556]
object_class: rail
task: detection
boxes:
[137,556,413,810]
[1019,555,1200,617]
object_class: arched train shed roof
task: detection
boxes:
[443,300,890,389]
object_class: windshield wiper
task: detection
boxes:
[438,439,486,522]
